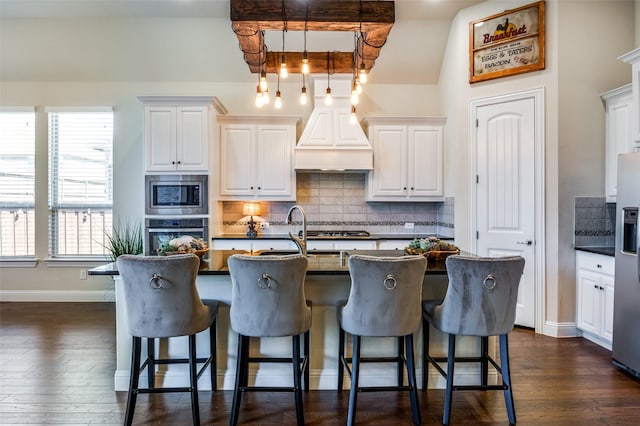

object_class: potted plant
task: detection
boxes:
[103,220,143,261]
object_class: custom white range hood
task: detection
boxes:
[294,74,373,171]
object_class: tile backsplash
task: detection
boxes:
[574,197,616,247]
[222,172,454,237]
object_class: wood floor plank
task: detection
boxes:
[1,302,639,425]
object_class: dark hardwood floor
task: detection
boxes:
[1,302,639,425]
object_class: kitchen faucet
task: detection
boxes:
[285,205,307,256]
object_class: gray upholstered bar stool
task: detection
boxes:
[116,254,218,426]
[422,255,525,425]
[338,254,427,426]
[227,254,311,426]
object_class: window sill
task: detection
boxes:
[45,258,110,268]
[0,258,38,268]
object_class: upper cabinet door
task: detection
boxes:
[176,106,208,171]
[408,125,444,197]
[602,84,633,203]
[145,107,177,172]
[219,124,255,197]
[256,124,295,197]
[367,125,407,198]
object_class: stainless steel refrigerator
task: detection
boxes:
[612,151,640,378]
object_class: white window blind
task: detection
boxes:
[0,108,35,257]
[47,108,113,257]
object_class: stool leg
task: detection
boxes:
[125,336,142,426]
[481,336,489,387]
[292,334,305,426]
[230,334,247,426]
[500,334,516,425]
[188,334,200,426]
[443,334,456,426]
[397,336,404,387]
[347,335,361,426]
[303,329,310,392]
[337,325,345,392]
[146,338,155,388]
[422,317,430,390]
[210,318,217,392]
[405,334,421,426]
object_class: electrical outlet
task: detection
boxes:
[80,269,87,280]
[404,222,414,230]
[260,221,269,229]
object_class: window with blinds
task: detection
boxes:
[47,108,113,257]
[0,108,36,257]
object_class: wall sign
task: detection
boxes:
[469,1,545,83]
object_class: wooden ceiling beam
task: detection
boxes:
[230,0,395,75]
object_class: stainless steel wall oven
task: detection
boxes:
[145,217,209,255]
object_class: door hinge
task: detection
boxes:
[476,230,479,239]
[476,174,479,184]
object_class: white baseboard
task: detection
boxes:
[542,320,579,338]
[0,290,115,302]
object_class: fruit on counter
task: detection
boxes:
[405,237,458,255]
[157,235,208,255]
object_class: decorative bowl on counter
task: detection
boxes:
[157,236,209,258]
[404,237,460,268]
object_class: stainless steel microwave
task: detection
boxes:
[145,174,208,215]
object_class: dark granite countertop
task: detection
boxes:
[88,249,461,277]
[575,246,616,257]
[212,233,453,241]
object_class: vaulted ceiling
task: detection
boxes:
[0,0,485,84]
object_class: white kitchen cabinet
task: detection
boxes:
[364,117,445,202]
[377,240,412,250]
[601,84,634,202]
[140,97,218,172]
[307,240,377,252]
[620,48,640,149]
[576,251,615,350]
[219,116,299,201]
[210,239,295,252]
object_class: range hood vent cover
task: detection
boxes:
[294,74,373,171]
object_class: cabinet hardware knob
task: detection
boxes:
[517,240,533,245]
[599,286,604,290]
[171,161,176,164]
[594,284,599,289]
[411,187,414,190]
[250,186,254,189]
[403,187,407,190]
[258,186,261,190]
[597,264,602,268]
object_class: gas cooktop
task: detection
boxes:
[299,230,371,239]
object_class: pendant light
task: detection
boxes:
[300,73,308,105]
[325,51,332,106]
[350,105,358,124]
[280,30,288,79]
[301,17,310,74]
[275,63,283,109]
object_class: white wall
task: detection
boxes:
[439,0,635,328]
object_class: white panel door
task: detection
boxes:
[476,97,536,327]
[145,107,176,171]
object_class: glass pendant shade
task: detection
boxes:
[325,87,332,106]
[275,90,282,109]
[255,86,264,108]
[300,86,307,104]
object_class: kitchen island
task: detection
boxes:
[90,249,487,391]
